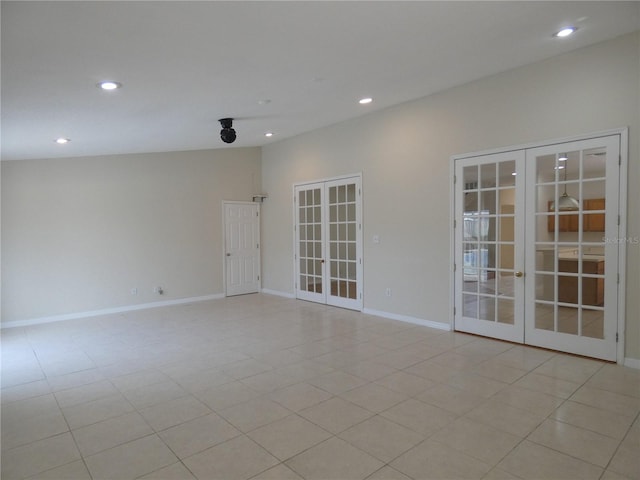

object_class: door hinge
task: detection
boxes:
[359,258,362,265]
[359,292,362,299]
[453,175,457,184]
[619,155,622,165]
[257,243,259,249]
[454,264,456,272]
[256,211,259,217]
[617,273,620,284]
[359,223,362,230]
[618,215,621,226]
[359,188,361,196]
[257,275,260,281]
[453,219,457,228]
[616,332,619,342]
[453,306,456,315]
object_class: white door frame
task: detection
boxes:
[223,201,261,297]
[293,173,363,311]
[450,128,628,363]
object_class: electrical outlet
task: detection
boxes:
[385,288,392,297]
[130,288,138,295]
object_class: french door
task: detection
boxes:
[454,151,526,343]
[454,135,622,361]
[294,176,363,310]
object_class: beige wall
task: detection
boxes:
[1,148,261,323]
[2,33,638,360]
[261,33,640,359]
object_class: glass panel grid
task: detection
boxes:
[328,183,358,300]
[298,188,323,294]
[461,159,518,325]
[533,147,607,339]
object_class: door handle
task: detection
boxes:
[514,271,524,278]
[226,253,231,257]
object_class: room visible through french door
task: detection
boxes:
[454,134,623,361]
[294,175,363,310]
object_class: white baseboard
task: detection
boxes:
[261,289,296,299]
[1,294,225,329]
[362,308,451,331]
[624,357,640,369]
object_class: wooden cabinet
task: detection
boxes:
[547,198,605,232]
[584,198,605,231]
[558,258,604,306]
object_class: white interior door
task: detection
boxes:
[325,178,362,310]
[224,202,260,296]
[295,183,326,304]
[454,151,526,343]
[294,176,363,310]
[525,136,620,361]
[454,134,622,361]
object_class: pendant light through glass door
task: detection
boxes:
[550,153,580,211]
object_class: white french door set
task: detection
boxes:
[294,175,363,310]
[453,132,627,361]
[224,202,261,296]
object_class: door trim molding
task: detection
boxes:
[294,172,364,188]
[450,127,629,161]
[450,127,628,363]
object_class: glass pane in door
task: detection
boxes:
[298,187,323,294]
[533,149,606,339]
[328,182,358,300]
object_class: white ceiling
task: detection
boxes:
[2,1,638,161]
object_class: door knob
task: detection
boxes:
[514,271,524,278]
[226,253,231,257]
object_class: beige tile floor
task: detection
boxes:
[1,294,639,480]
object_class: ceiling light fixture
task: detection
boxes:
[550,159,579,212]
[558,153,568,161]
[554,27,576,38]
[55,137,70,144]
[98,81,122,90]
[359,97,373,105]
[264,132,273,138]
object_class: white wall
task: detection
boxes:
[1,148,261,324]
[261,33,640,359]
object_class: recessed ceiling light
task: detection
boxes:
[558,154,568,161]
[98,81,122,90]
[264,132,274,137]
[555,165,565,170]
[511,172,517,176]
[55,137,70,144]
[554,27,576,38]
[359,97,373,105]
